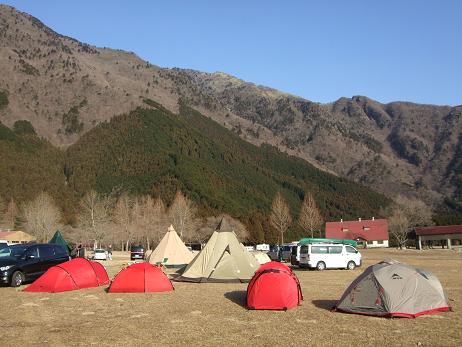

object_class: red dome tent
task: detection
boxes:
[247,262,303,310]
[108,262,174,293]
[255,261,292,273]
[24,258,109,293]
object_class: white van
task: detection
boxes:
[299,243,361,270]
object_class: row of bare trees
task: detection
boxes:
[4,190,242,250]
[1,189,435,250]
[270,192,323,245]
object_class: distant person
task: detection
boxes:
[108,244,113,260]
[78,244,85,258]
[70,245,78,258]
[278,245,283,262]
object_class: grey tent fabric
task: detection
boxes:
[175,217,259,283]
[336,259,451,318]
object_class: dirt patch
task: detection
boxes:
[0,249,460,346]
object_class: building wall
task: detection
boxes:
[365,240,389,248]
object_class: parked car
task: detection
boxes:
[0,243,70,287]
[0,240,8,250]
[93,249,108,261]
[267,243,297,262]
[299,243,361,270]
[255,243,270,252]
[130,245,145,260]
[290,245,300,266]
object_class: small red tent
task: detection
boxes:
[247,262,303,310]
[254,261,292,273]
[108,262,174,293]
[24,258,109,293]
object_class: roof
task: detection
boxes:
[0,231,17,238]
[415,225,462,236]
[0,230,35,241]
[325,219,388,241]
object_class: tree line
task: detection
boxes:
[0,189,439,250]
[0,189,326,250]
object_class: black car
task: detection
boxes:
[130,245,145,260]
[0,243,70,287]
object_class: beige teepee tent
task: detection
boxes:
[176,217,259,283]
[148,225,194,268]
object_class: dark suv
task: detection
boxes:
[130,245,145,260]
[0,243,70,287]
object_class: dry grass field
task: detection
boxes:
[1,248,461,347]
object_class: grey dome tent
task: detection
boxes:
[336,259,451,318]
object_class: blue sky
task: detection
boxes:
[2,1,461,105]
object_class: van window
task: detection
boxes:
[345,246,357,254]
[300,245,309,254]
[311,246,328,254]
[329,246,342,254]
[283,246,292,252]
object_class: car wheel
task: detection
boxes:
[316,261,326,271]
[11,271,25,287]
[347,261,356,270]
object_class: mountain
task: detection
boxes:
[0,102,390,241]
[0,5,461,219]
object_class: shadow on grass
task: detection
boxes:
[224,290,247,308]
[312,299,337,311]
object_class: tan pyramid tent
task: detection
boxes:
[148,225,194,268]
[252,251,271,265]
[176,217,259,283]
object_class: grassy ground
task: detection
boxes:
[0,248,460,346]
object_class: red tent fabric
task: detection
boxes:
[255,261,292,273]
[24,258,109,293]
[247,263,303,310]
[108,262,174,293]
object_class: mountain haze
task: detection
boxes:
[0,5,461,217]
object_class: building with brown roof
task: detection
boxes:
[0,230,35,244]
[325,218,389,248]
[415,225,462,249]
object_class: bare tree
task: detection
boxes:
[298,193,323,238]
[168,191,199,242]
[270,192,292,245]
[388,207,410,250]
[0,196,4,227]
[22,192,61,242]
[113,193,134,251]
[395,195,433,228]
[196,214,249,243]
[145,196,168,248]
[78,190,113,249]
[387,195,433,249]
[4,198,19,230]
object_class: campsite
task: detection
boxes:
[0,248,460,346]
[1,2,462,346]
